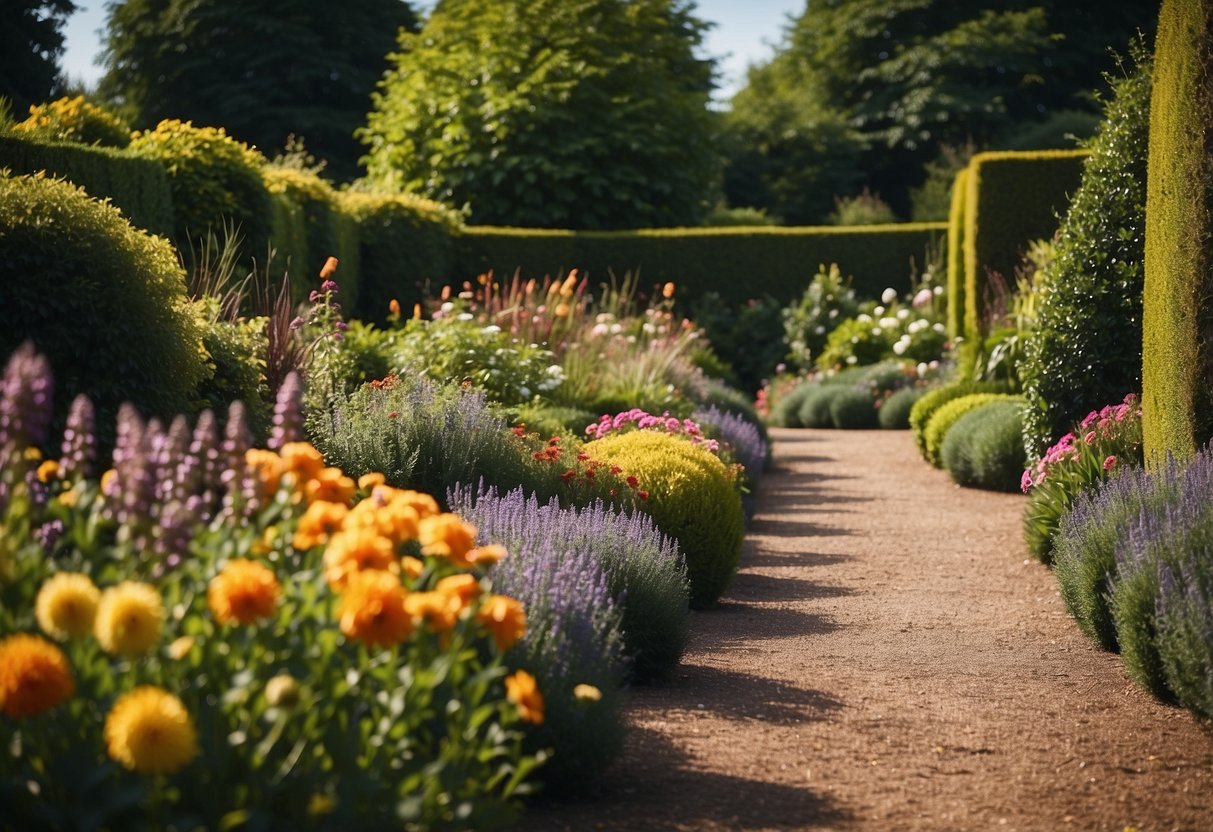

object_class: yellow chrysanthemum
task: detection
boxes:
[375,486,439,520]
[323,527,397,590]
[292,499,349,550]
[208,559,282,626]
[505,670,544,725]
[337,569,413,648]
[477,594,527,652]
[35,572,100,639]
[0,634,74,717]
[105,686,199,774]
[303,467,356,505]
[95,582,164,657]
[401,556,425,580]
[418,513,478,567]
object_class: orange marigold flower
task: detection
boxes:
[208,559,282,626]
[466,544,507,567]
[279,442,325,483]
[435,573,480,606]
[404,590,460,631]
[401,555,425,580]
[0,634,74,717]
[388,298,402,318]
[319,256,339,280]
[293,500,349,550]
[36,459,59,483]
[418,513,477,567]
[505,670,544,725]
[323,528,397,590]
[478,594,526,652]
[662,281,676,299]
[345,496,420,545]
[105,686,198,774]
[357,472,386,491]
[304,467,356,505]
[245,448,283,497]
[338,570,412,648]
[95,582,164,657]
[388,488,439,520]
[35,572,100,639]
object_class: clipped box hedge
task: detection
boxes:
[945,167,968,339]
[453,223,947,305]
[957,149,1088,344]
[0,133,174,236]
[1143,0,1213,461]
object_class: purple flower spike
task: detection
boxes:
[0,341,55,453]
[59,394,96,482]
[269,371,304,451]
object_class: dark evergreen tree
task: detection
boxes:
[0,0,77,115]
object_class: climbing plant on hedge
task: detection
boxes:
[1019,51,1151,458]
[1142,0,1213,460]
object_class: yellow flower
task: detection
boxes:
[36,572,100,639]
[36,459,59,483]
[208,559,282,626]
[304,467,356,505]
[505,670,544,725]
[337,569,413,648]
[323,527,397,590]
[95,582,164,657]
[0,634,74,717]
[308,793,338,817]
[23,447,42,461]
[265,674,302,710]
[100,468,117,494]
[573,683,602,702]
[418,513,478,567]
[466,544,508,567]
[477,595,526,652]
[57,487,80,508]
[292,500,349,550]
[167,636,195,661]
[345,495,419,545]
[105,686,199,775]
[319,256,339,280]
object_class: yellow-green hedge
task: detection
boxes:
[0,133,174,236]
[1143,0,1213,460]
[454,223,947,305]
[945,167,969,339]
[959,149,1088,344]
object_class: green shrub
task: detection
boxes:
[193,304,270,441]
[909,380,1011,459]
[339,191,461,322]
[1142,2,1213,459]
[878,386,925,429]
[0,173,206,443]
[453,223,947,307]
[923,393,1015,468]
[828,188,897,225]
[510,403,597,441]
[768,381,814,427]
[14,96,132,148]
[781,263,860,369]
[945,167,968,338]
[829,387,879,429]
[1113,557,1176,702]
[1020,55,1151,457]
[940,398,1026,491]
[0,133,174,235]
[692,292,784,394]
[816,316,896,370]
[128,120,273,266]
[584,431,745,609]
[797,385,841,429]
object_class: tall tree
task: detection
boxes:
[98,0,417,181]
[360,0,720,229]
[0,0,77,115]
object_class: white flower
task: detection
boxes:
[846,355,858,365]
[879,317,897,329]
[932,323,946,334]
[873,306,885,316]
[857,313,872,323]
[892,340,908,356]
[546,365,563,376]
[912,288,934,308]
[881,288,898,304]
[917,362,929,376]
[610,323,622,334]
[440,301,455,313]
[482,324,501,334]
[933,285,944,296]
[814,325,826,335]
[851,336,860,344]
[457,312,474,321]
[519,386,531,398]
[591,323,609,336]
[871,327,883,337]
[828,309,839,319]
[896,308,910,320]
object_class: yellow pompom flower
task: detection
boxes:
[418,513,478,567]
[0,634,74,717]
[95,582,164,657]
[35,572,100,639]
[105,686,199,775]
[208,559,282,626]
[505,670,544,725]
[337,569,413,648]
[345,495,419,545]
[477,595,526,652]
[323,528,397,590]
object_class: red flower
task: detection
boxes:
[561,470,577,481]
[638,490,650,501]
[626,476,639,488]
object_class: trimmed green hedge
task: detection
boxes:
[1143,0,1213,461]
[454,224,947,305]
[945,167,968,339]
[0,133,174,236]
[961,149,1088,345]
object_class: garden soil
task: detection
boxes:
[519,428,1213,832]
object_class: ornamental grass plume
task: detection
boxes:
[94,581,164,657]
[0,633,74,717]
[337,569,413,647]
[105,686,199,774]
[35,572,101,639]
[208,559,282,625]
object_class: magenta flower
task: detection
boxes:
[1020,469,1034,492]
[1103,455,1118,471]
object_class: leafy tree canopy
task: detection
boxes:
[98,0,417,181]
[359,0,721,230]
[0,0,77,115]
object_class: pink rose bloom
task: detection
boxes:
[1103,455,1118,471]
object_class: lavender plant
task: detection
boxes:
[450,484,690,681]
[693,405,767,484]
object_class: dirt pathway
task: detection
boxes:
[524,428,1213,831]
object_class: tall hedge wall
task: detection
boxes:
[1143,0,1213,460]
[961,149,1089,344]
[945,167,969,339]
[0,133,174,236]
[453,223,947,305]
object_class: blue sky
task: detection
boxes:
[60,1,802,105]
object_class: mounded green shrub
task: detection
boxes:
[923,393,1015,468]
[909,380,1012,459]
[128,120,274,266]
[829,387,879,429]
[14,96,132,148]
[1113,557,1177,703]
[0,173,206,440]
[454,223,947,306]
[1020,54,1151,457]
[0,133,174,235]
[797,385,841,429]
[940,398,1026,491]
[878,386,925,430]
[767,381,814,428]
[584,431,745,609]
[1142,0,1213,460]
[945,167,968,339]
[510,402,598,441]
[193,305,271,441]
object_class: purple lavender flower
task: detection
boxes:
[220,401,252,518]
[59,394,96,482]
[693,405,768,480]
[269,371,304,451]
[0,342,55,454]
[34,519,64,554]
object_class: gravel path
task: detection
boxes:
[523,428,1213,831]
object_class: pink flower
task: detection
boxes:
[1080,411,1099,429]
[1084,431,1096,444]
[1020,469,1034,492]
[1103,455,1118,471]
